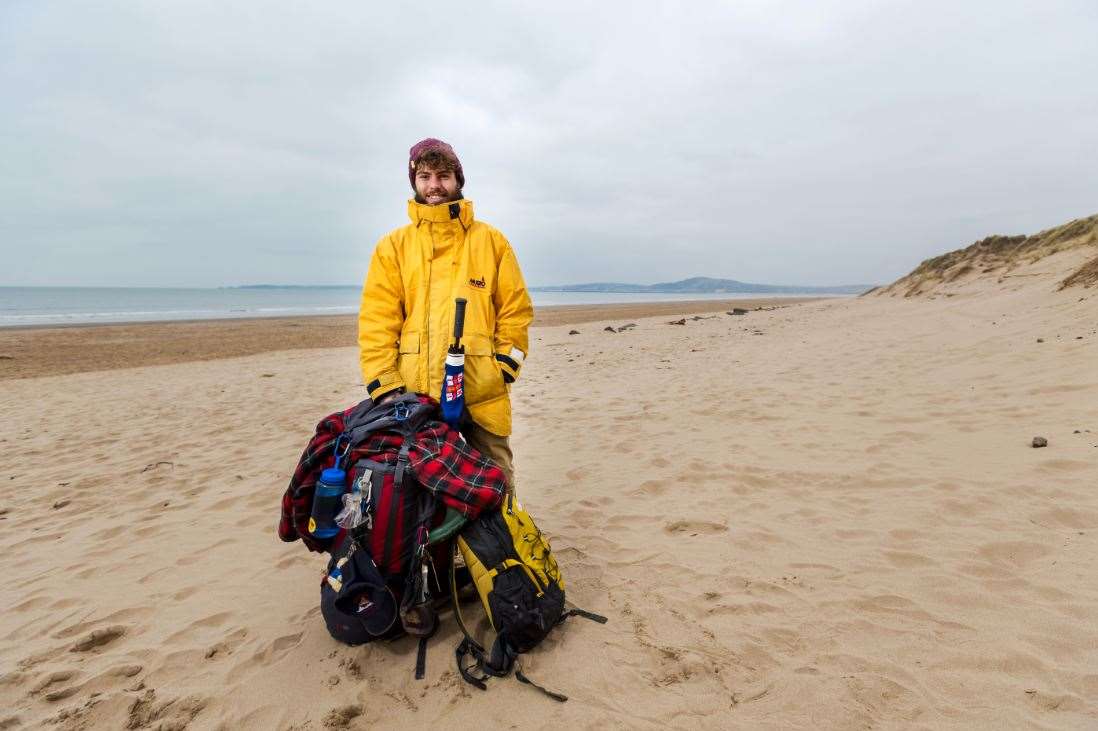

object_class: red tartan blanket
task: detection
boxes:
[279,397,506,553]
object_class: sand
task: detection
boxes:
[1,282,1096,729]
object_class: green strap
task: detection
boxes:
[428,507,466,545]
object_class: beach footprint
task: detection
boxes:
[70,625,127,653]
[663,519,728,536]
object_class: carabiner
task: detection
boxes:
[332,434,351,467]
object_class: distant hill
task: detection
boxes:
[872,213,1098,298]
[228,284,357,290]
[531,276,872,295]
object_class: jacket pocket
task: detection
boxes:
[397,331,420,391]
[398,331,420,353]
[460,288,495,335]
[462,332,506,406]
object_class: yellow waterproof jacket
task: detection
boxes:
[358,199,533,436]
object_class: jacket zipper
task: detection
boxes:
[424,221,432,387]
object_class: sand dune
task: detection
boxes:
[874,213,1098,298]
[2,248,1097,727]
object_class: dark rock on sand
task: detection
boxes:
[668,319,686,325]
[728,308,749,316]
[1032,436,1048,448]
[617,323,637,331]
[603,326,617,333]
[568,330,580,335]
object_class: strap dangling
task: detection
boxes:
[515,659,568,702]
[560,606,608,625]
[415,636,428,680]
[478,639,514,678]
[414,625,440,680]
[455,639,489,690]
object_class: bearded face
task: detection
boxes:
[414,166,461,205]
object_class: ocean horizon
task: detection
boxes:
[0,286,839,328]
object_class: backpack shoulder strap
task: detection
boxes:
[393,436,413,489]
[450,542,490,690]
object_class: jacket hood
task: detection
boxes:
[407,198,475,228]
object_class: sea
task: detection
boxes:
[0,286,822,328]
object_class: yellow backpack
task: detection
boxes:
[450,494,606,701]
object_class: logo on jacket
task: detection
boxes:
[468,276,486,289]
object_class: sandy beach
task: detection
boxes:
[1,261,1096,728]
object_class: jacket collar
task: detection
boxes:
[407,198,474,227]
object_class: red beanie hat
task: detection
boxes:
[408,138,464,190]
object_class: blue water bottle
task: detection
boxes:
[310,436,348,539]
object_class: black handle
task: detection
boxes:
[453,298,467,343]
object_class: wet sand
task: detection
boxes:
[0,298,816,380]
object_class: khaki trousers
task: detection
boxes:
[463,420,516,496]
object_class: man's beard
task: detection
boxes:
[414,190,464,205]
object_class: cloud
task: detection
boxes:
[2,0,1097,287]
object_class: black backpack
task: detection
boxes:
[450,495,607,701]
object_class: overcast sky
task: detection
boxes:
[2,1,1097,288]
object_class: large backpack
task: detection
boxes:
[451,494,607,702]
[282,393,439,556]
[284,393,499,677]
[288,395,448,668]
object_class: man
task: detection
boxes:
[358,138,532,493]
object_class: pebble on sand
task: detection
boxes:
[1032,436,1048,448]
